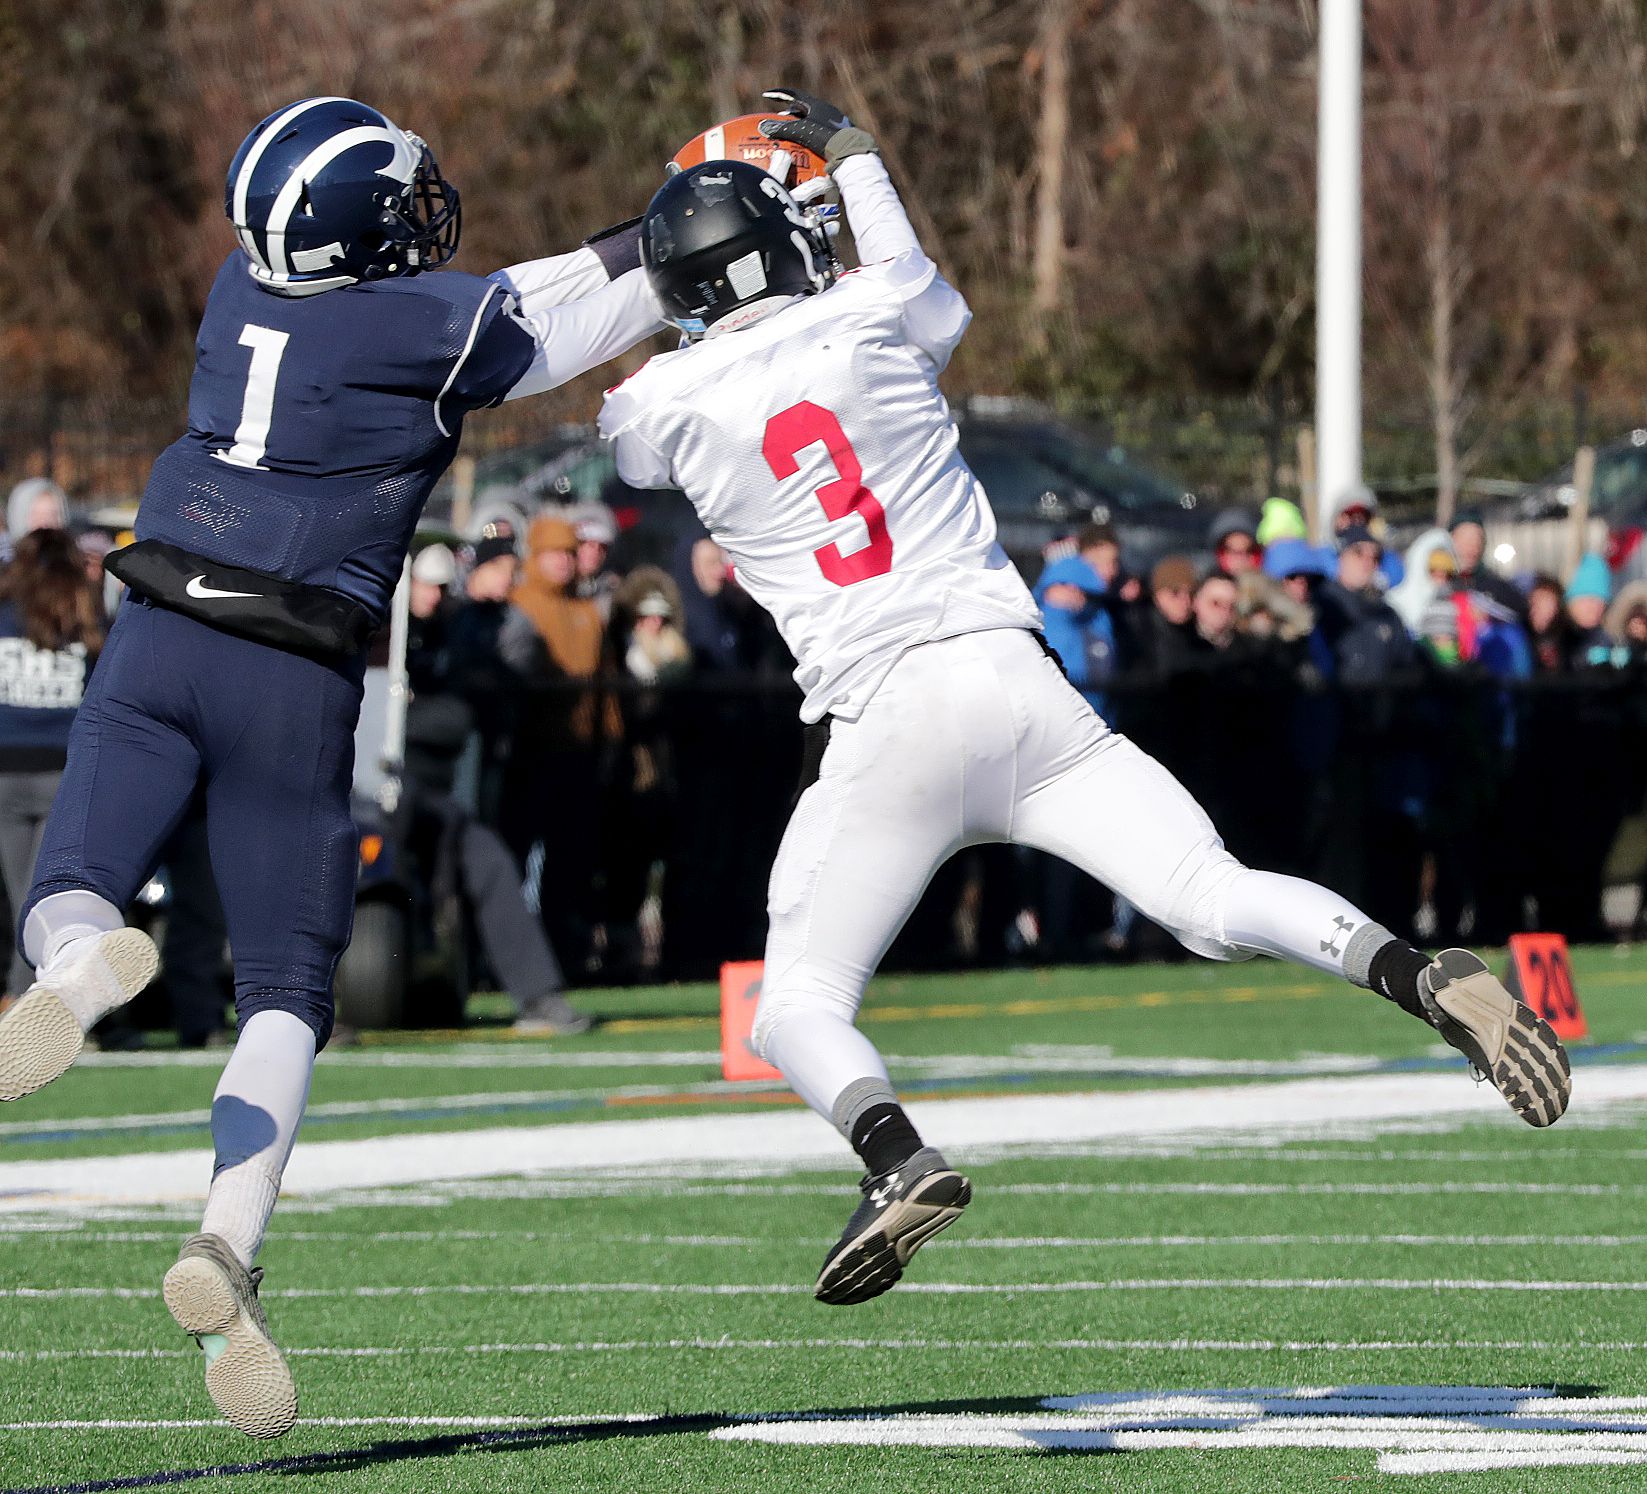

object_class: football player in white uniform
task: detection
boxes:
[600,90,1571,1307]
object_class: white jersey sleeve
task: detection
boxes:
[603,381,675,489]
[489,254,666,402]
[490,246,612,309]
[832,155,970,371]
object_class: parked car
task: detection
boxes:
[1462,430,1647,582]
[468,404,1204,579]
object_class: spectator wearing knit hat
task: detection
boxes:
[1314,526,1414,683]
[1606,581,1647,668]
[1090,553,1202,679]
[569,501,622,622]
[1330,485,1404,590]
[1564,554,1615,669]
[1208,510,1261,578]
[1255,498,1309,547]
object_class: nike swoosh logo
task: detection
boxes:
[186,575,260,601]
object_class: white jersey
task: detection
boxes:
[598,155,1041,723]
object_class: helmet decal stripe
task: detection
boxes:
[232,95,349,263]
[703,125,725,160]
[263,125,408,275]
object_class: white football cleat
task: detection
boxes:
[163,1233,298,1439]
[0,927,158,1101]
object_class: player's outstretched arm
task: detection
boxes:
[491,217,646,313]
[498,268,667,402]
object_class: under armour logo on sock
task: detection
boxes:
[1320,916,1356,957]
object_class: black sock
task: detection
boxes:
[1367,941,1433,1021]
[849,1102,924,1177]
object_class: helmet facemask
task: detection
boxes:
[366,135,462,277]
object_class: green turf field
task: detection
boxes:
[3,946,1647,1491]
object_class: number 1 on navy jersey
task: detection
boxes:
[214,324,290,471]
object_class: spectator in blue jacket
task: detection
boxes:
[1034,523,1130,712]
[0,529,104,999]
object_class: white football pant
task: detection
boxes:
[753,626,1379,1123]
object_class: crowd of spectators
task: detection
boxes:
[409,486,1647,983]
[403,500,793,987]
[7,463,1647,1017]
[1030,497,1647,959]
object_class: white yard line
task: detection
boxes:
[6,1064,1646,1212]
[9,1226,1646,1249]
[7,1336,1647,1364]
[7,1276,1647,1302]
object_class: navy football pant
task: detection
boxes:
[22,597,364,1048]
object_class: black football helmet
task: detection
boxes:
[641,161,836,338]
[226,97,461,296]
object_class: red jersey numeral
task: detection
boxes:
[761,401,894,587]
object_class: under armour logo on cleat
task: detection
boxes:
[1320,916,1356,957]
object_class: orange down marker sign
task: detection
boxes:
[720,961,782,1082]
[1505,933,1588,1041]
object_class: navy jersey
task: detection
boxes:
[0,601,91,763]
[138,254,535,622]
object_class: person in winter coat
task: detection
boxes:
[1448,508,1527,620]
[0,530,103,998]
[1388,528,1458,637]
[1034,524,1124,712]
[1606,580,1647,667]
[505,515,617,975]
[1314,527,1416,684]
[1564,554,1616,669]
[1525,574,1571,673]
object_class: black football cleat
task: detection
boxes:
[815,1147,971,1306]
[1419,948,1571,1127]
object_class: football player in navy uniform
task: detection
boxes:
[0,97,664,1437]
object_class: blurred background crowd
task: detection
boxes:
[5,433,1647,1044]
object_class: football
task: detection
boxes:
[667,112,829,193]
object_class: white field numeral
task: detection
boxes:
[214,323,290,470]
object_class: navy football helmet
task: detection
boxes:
[642,161,836,339]
[225,97,461,296]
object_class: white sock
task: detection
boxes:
[758,1003,894,1125]
[199,1010,317,1267]
[22,888,124,967]
[1220,869,1378,979]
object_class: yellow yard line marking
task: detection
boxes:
[602,982,1335,1035]
[356,957,1642,1046]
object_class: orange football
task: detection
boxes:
[668,113,829,190]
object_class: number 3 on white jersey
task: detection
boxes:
[762,401,894,587]
[214,323,290,471]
